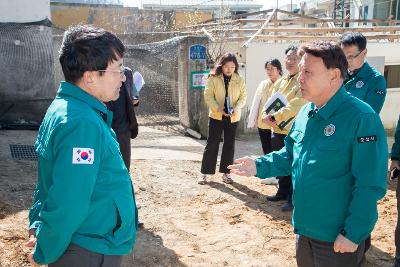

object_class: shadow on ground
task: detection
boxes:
[365,245,395,266]
[207,180,292,224]
[122,228,187,267]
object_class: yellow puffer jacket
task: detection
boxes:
[204,73,247,123]
[255,79,276,129]
[262,73,308,135]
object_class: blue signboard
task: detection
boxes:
[189,44,207,60]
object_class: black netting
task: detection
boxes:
[0,23,54,127]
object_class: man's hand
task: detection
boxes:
[26,228,40,266]
[132,99,139,106]
[28,251,40,266]
[26,228,36,248]
[262,114,277,127]
[333,234,358,253]
[217,106,230,117]
[390,160,400,172]
[228,156,257,177]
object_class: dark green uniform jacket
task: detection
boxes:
[29,82,138,264]
[255,86,388,244]
[344,61,386,114]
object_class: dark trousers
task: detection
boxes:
[258,128,272,155]
[296,235,365,267]
[272,132,292,199]
[201,117,238,174]
[116,131,131,171]
[49,244,123,267]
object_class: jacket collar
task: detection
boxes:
[284,72,299,81]
[314,85,348,120]
[217,72,240,81]
[57,81,113,126]
[350,62,370,79]
[57,81,108,114]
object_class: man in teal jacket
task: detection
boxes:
[229,42,388,266]
[340,32,387,114]
[27,25,138,266]
[340,31,387,253]
[391,117,400,267]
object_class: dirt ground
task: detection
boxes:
[0,125,397,267]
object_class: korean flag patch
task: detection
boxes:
[72,148,94,164]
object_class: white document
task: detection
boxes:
[133,71,145,94]
[247,94,261,128]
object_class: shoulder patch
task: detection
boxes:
[356,81,364,88]
[72,148,94,164]
[357,135,377,143]
[375,90,385,95]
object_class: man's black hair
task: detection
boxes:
[339,32,367,51]
[285,44,298,55]
[59,24,125,83]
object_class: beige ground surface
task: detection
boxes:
[0,126,397,267]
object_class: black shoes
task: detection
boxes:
[394,253,400,267]
[266,193,287,202]
[281,202,293,212]
[138,220,144,229]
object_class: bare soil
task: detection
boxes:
[0,128,397,267]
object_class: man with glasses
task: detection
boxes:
[27,25,138,266]
[262,45,308,212]
[340,32,387,114]
[229,41,387,267]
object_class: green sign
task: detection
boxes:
[191,71,209,89]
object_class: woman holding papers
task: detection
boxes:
[262,45,308,212]
[198,52,247,185]
[254,59,283,155]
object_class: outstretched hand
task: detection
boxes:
[228,156,257,177]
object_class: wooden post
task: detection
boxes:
[242,9,277,48]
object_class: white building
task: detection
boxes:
[303,0,400,25]
[51,0,123,5]
[139,0,262,17]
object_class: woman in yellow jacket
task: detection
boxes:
[198,52,247,185]
[254,59,282,155]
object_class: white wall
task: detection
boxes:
[0,0,50,23]
[245,42,290,108]
[245,41,400,130]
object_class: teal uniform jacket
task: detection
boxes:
[255,86,388,244]
[344,61,386,114]
[29,82,138,264]
[392,116,400,160]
